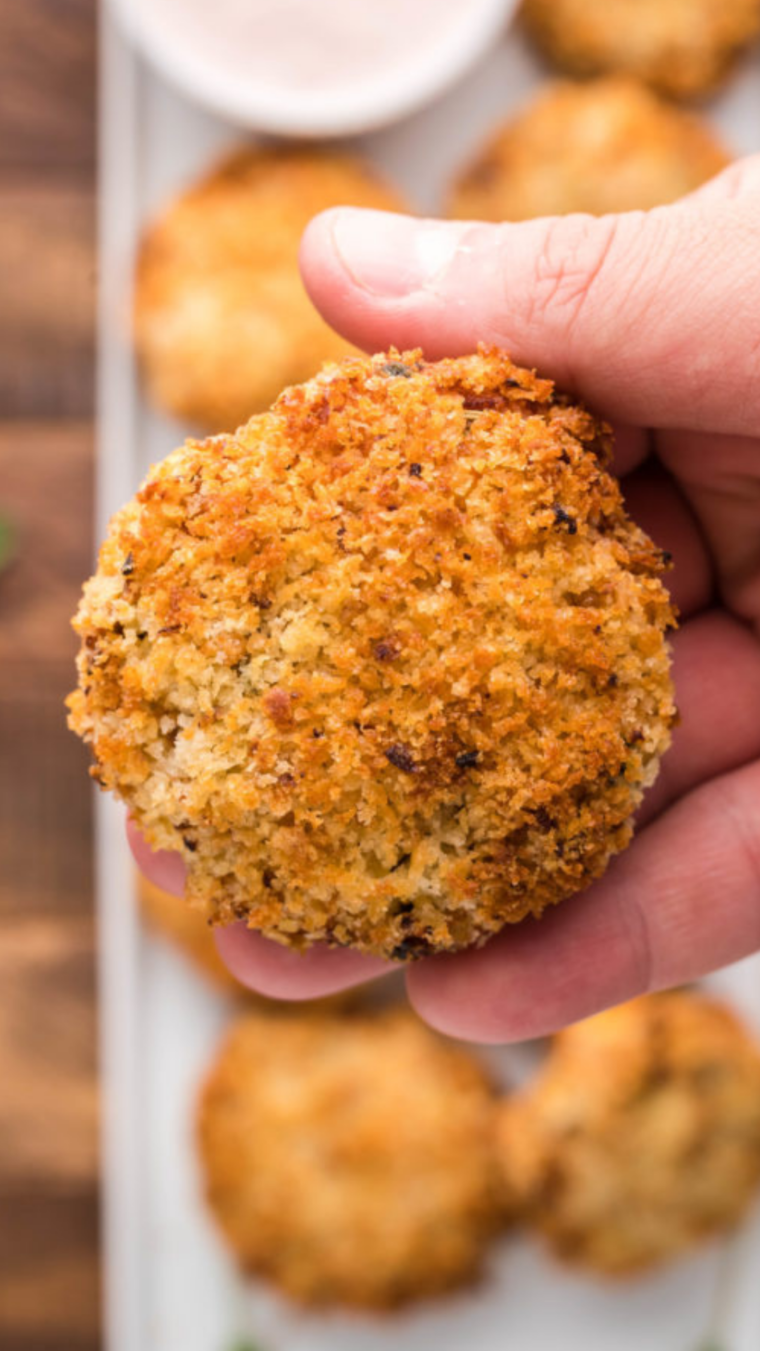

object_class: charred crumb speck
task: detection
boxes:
[558,449,571,465]
[665,618,678,633]
[607,673,619,688]
[661,550,673,565]
[455,750,480,770]
[157,624,181,636]
[391,896,415,911]
[381,361,414,378]
[555,839,566,859]
[137,630,147,641]
[312,728,324,738]
[532,805,557,833]
[463,552,472,561]
[627,729,645,745]
[553,506,578,534]
[250,593,272,610]
[182,835,197,852]
[385,744,417,774]
[121,552,134,576]
[262,868,275,889]
[374,640,398,662]
[409,462,423,478]
[113,621,124,637]
[391,935,432,960]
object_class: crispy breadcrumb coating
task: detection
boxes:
[68,348,676,960]
[134,148,405,430]
[498,992,760,1275]
[521,0,760,100]
[449,78,729,222]
[197,1006,503,1308]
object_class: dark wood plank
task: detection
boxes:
[0,422,95,916]
[0,917,97,1185]
[0,1189,100,1351]
[0,436,99,1335]
[0,694,94,918]
[0,187,95,417]
[0,0,96,170]
[0,3,100,1344]
[0,421,94,677]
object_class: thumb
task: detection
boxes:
[300,155,760,434]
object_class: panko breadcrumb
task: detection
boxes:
[197,1006,504,1308]
[134,148,405,430]
[521,0,760,100]
[498,992,760,1275]
[449,78,730,222]
[68,348,676,960]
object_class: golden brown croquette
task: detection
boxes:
[498,992,760,1275]
[521,0,760,100]
[197,1006,504,1307]
[68,348,676,960]
[134,148,406,430]
[449,78,730,222]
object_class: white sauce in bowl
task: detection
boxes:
[147,0,465,96]
[116,0,516,135]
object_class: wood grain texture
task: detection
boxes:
[0,916,98,1184]
[0,0,100,1345]
[0,1190,100,1351]
[0,0,96,170]
[0,186,95,416]
[0,422,94,679]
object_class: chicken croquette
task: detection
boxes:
[68,348,676,960]
[521,0,760,100]
[449,78,729,222]
[498,992,760,1275]
[197,1006,503,1307]
[134,148,405,430]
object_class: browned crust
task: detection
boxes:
[521,0,760,100]
[498,992,760,1274]
[449,77,730,222]
[133,147,406,430]
[68,347,676,959]
[197,1006,504,1307]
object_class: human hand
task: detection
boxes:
[133,156,760,1042]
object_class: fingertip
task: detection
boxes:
[126,816,186,895]
[299,205,343,287]
[214,922,394,1001]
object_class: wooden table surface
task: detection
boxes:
[0,3,100,1348]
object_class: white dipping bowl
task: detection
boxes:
[107,0,519,138]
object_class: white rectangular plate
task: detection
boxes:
[98,10,760,1349]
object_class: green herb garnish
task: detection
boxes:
[0,515,14,574]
